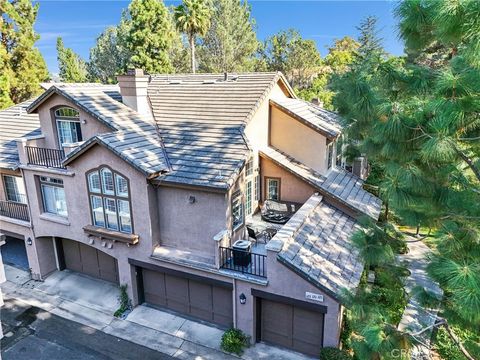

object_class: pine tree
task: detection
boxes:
[174,0,211,73]
[199,0,259,73]
[124,0,174,74]
[56,37,88,83]
[356,15,384,60]
[0,0,48,106]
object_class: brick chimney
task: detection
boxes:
[117,69,151,116]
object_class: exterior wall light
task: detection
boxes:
[239,293,246,305]
[188,195,196,204]
[26,237,33,245]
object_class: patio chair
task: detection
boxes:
[247,226,258,243]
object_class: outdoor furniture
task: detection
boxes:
[261,199,299,224]
[247,226,258,242]
[263,227,278,241]
[232,240,251,266]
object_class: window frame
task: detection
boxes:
[54,106,82,148]
[245,179,253,216]
[39,176,68,217]
[231,191,244,231]
[327,141,334,170]
[86,166,133,234]
[265,177,281,201]
[2,175,27,204]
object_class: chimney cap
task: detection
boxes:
[127,68,145,76]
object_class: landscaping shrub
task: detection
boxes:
[114,284,130,318]
[220,328,249,355]
[319,347,352,360]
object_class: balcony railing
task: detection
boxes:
[219,246,267,278]
[26,146,66,169]
[0,200,29,222]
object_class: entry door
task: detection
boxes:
[260,298,324,356]
[61,239,118,283]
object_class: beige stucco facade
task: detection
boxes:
[0,75,353,355]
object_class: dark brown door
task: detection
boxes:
[260,298,324,357]
[142,269,233,327]
[61,239,119,284]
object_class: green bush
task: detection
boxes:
[114,284,130,317]
[220,328,249,355]
[319,347,352,360]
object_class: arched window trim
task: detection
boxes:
[86,166,133,234]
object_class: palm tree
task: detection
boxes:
[174,0,211,73]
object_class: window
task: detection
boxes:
[266,178,280,201]
[55,107,82,147]
[327,141,334,170]
[245,180,252,216]
[40,176,67,217]
[87,167,132,234]
[245,158,253,177]
[254,175,260,201]
[232,192,244,230]
[3,175,27,203]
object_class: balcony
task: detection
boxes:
[0,200,29,222]
[25,146,66,169]
[219,245,267,278]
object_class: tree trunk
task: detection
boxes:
[189,35,195,74]
[384,201,389,222]
[415,224,420,237]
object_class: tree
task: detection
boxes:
[56,37,88,83]
[262,29,321,88]
[174,0,211,73]
[88,26,129,83]
[334,1,480,357]
[356,15,384,60]
[0,0,48,106]
[199,0,259,73]
[124,0,174,74]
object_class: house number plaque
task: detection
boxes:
[305,292,324,302]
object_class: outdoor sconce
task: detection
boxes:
[81,119,87,124]
[26,237,32,246]
[188,195,196,204]
[239,293,246,305]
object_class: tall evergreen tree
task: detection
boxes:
[0,0,48,106]
[199,0,259,73]
[174,0,211,73]
[124,0,174,74]
[356,15,384,60]
[56,37,88,83]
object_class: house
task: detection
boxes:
[0,70,381,357]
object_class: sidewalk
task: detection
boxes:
[1,265,312,360]
[397,239,443,360]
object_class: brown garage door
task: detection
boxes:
[260,298,324,357]
[142,268,233,327]
[61,239,118,283]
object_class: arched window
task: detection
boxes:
[55,107,82,147]
[87,167,132,234]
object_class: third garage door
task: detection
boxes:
[142,268,233,328]
[61,239,119,284]
[260,298,325,357]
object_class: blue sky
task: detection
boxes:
[34,0,404,74]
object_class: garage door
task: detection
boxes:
[61,239,118,283]
[260,298,324,357]
[141,268,233,327]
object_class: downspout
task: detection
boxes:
[19,167,36,279]
[232,278,237,328]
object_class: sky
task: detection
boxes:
[34,0,404,74]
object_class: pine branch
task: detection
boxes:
[453,146,480,183]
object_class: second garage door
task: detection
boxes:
[142,268,233,328]
[61,239,119,283]
[260,298,325,357]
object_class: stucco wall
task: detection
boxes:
[260,156,316,204]
[35,94,112,149]
[270,106,329,175]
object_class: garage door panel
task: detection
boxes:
[261,300,293,348]
[98,250,118,283]
[143,270,167,306]
[189,281,213,321]
[165,275,189,313]
[212,287,233,327]
[62,240,82,273]
[79,244,100,278]
[293,307,324,345]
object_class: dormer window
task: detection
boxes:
[55,107,82,147]
[87,167,132,234]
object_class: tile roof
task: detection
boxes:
[259,146,382,219]
[156,122,250,189]
[270,97,343,138]
[148,72,293,128]
[275,194,363,300]
[0,100,41,169]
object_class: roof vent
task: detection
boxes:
[224,72,228,81]
[311,98,324,107]
[169,80,182,84]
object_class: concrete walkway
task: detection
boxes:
[1,265,313,360]
[397,239,443,360]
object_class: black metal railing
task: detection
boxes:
[0,200,29,221]
[219,246,267,278]
[26,146,66,169]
